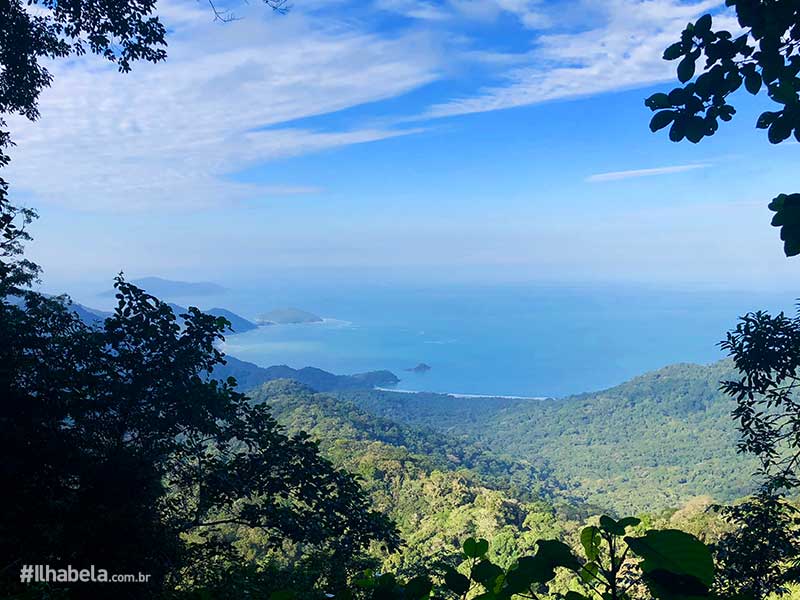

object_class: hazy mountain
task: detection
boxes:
[160,304,256,333]
[205,308,258,333]
[100,277,227,298]
[6,294,111,327]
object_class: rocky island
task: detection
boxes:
[406,363,432,373]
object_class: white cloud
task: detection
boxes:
[425,0,728,118]
[587,163,712,182]
[374,0,451,20]
[6,0,439,211]
[374,0,552,27]
[489,0,550,28]
[6,0,740,213]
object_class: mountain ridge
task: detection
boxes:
[337,360,757,513]
[212,355,400,392]
[99,276,227,298]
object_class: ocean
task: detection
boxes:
[73,279,796,398]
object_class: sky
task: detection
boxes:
[7,0,800,291]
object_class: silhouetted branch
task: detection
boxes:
[205,0,289,22]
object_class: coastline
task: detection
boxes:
[374,387,549,401]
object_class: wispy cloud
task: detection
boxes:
[6,0,735,213]
[374,0,451,21]
[375,0,551,27]
[424,0,728,119]
[6,1,439,211]
[587,163,712,182]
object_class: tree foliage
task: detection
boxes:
[713,492,800,600]
[341,362,755,514]
[301,519,717,600]
[0,227,398,598]
[645,2,800,254]
[713,308,800,599]
[721,309,800,492]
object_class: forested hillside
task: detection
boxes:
[212,355,400,391]
[247,380,735,579]
[249,380,579,572]
[339,361,757,513]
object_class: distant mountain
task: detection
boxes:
[205,308,258,333]
[100,277,227,298]
[161,304,255,333]
[339,360,757,513]
[71,302,112,325]
[257,307,322,324]
[6,293,111,327]
[167,303,188,316]
[211,355,399,392]
[28,296,257,335]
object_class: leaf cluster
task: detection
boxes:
[273,517,717,600]
[646,3,800,255]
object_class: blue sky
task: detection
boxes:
[7,0,800,290]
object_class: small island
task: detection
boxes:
[257,307,323,325]
[405,363,432,373]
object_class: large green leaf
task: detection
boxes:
[580,526,601,561]
[598,515,641,536]
[625,529,714,597]
[444,569,470,595]
[617,517,642,530]
[504,554,557,594]
[464,537,490,558]
[472,560,503,587]
[579,561,599,585]
[404,575,432,599]
[536,539,581,571]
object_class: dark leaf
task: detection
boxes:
[677,56,696,83]
[625,529,714,589]
[444,570,470,595]
[663,42,685,60]
[650,110,676,132]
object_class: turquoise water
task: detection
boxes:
[148,280,794,398]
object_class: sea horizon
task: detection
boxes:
[130,279,795,398]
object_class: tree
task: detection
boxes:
[335,521,716,600]
[0,274,400,599]
[712,309,800,597]
[713,492,800,600]
[0,0,406,596]
[0,196,398,598]
[644,1,800,255]
[720,309,800,492]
